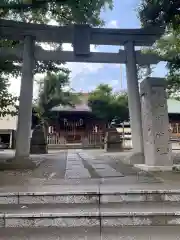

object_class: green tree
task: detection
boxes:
[0,0,113,116]
[149,29,180,97]
[0,0,113,26]
[138,1,180,97]
[34,71,79,126]
[0,75,18,117]
[137,65,153,82]
[88,84,129,126]
[0,40,20,117]
[138,0,180,30]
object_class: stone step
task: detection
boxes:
[101,202,180,226]
[101,191,180,203]
[102,226,180,240]
[0,191,99,205]
[0,227,100,240]
[0,204,100,228]
[0,202,180,227]
[1,187,180,204]
[1,226,180,239]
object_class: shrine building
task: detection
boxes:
[47,93,106,148]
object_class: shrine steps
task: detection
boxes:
[0,201,179,228]
[0,186,180,231]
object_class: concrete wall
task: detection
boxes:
[0,115,17,131]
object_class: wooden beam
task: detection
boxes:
[0,47,161,64]
[0,19,164,46]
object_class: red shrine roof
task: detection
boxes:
[51,93,92,112]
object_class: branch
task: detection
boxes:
[0,0,68,10]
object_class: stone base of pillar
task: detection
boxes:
[0,157,39,170]
[134,164,172,172]
[124,152,144,165]
[30,145,48,154]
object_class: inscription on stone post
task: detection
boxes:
[140,78,172,166]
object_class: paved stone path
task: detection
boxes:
[60,149,126,179]
[0,149,162,185]
[77,150,123,178]
[65,151,91,179]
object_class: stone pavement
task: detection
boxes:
[0,149,163,186]
[0,148,180,187]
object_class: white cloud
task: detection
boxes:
[67,62,104,79]
[107,20,119,28]
[111,79,119,87]
[62,43,104,79]
[60,43,104,82]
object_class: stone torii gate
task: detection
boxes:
[0,19,171,170]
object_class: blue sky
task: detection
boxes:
[9,0,167,96]
[68,0,167,93]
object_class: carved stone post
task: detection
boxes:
[135,77,172,171]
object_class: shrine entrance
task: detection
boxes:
[47,108,105,148]
[62,118,83,143]
[0,19,171,169]
[47,117,85,146]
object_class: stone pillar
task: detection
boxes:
[60,135,66,145]
[125,41,144,163]
[136,77,172,171]
[104,128,123,152]
[30,124,48,154]
[82,137,89,149]
[15,36,35,161]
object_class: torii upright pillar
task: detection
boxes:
[14,36,35,167]
[125,41,144,164]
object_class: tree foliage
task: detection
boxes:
[138,1,180,97]
[150,29,180,97]
[88,84,129,126]
[138,0,180,30]
[0,0,113,26]
[34,71,79,124]
[0,75,18,117]
[137,65,153,82]
[0,41,20,117]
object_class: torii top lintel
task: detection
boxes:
[0,19,164,46]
